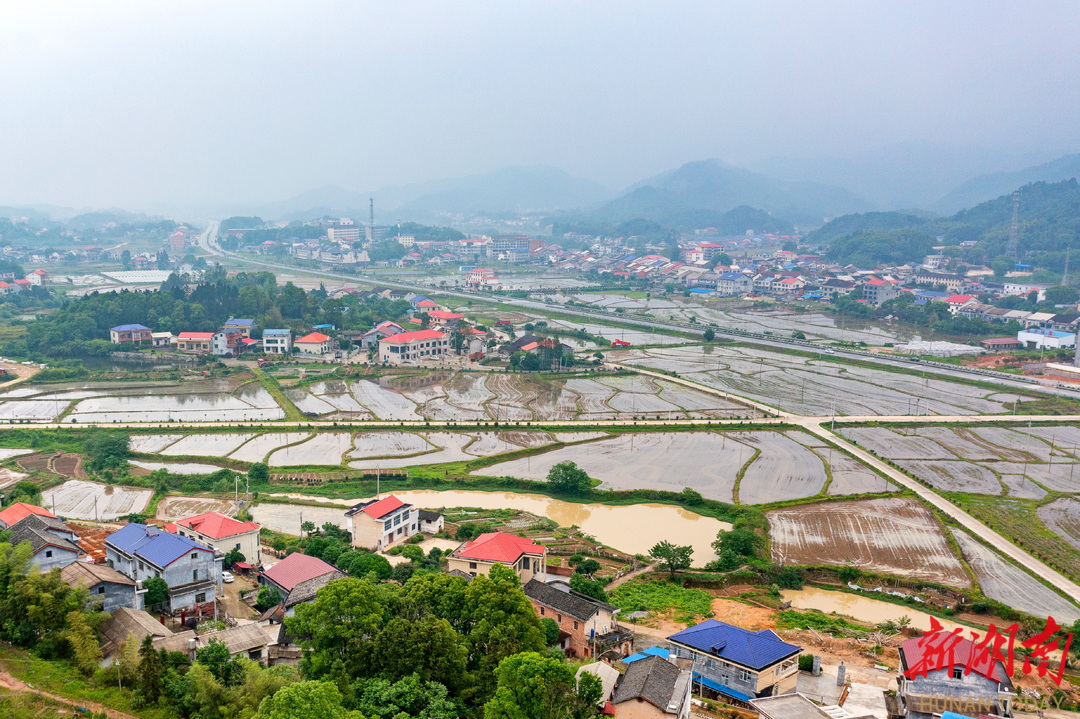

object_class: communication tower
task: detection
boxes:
[1005,192,1020,260]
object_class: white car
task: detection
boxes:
[221,571,235,583]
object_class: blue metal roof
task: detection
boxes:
[111,324,150,332]
[262,328,291,335]
[689,288,713,294]
[410,295,429,303]
[719,272,745,280]
[225,318,254,326]
[693,674,753,702]
[107,524,212,568]
[668,620,800,670]
[623,646,670,664]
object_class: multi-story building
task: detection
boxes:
[446,531,546,584]
[105,523,222,612]
[378,329,449,364]
[612,654,693,719]
[176,331,214,352]
[295,331,333,355]
[861,278,901,306]
[360,321,403,348]
[223,318,255,337]
[168,512,260,564]
[109,324,153,345]
[327,226,361,243]
[61,562,139,614]
[261,328,292,354]
[716,272,753,296]
[523,579,633,659]
[8,512,81,571]
[211,329,245,356]
[897,634,1015,719]
[666,620,801,702]
[345,495,418,550]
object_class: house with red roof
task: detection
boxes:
[447,531,547,584]
[294,331,333,355]
[259,552,343,616]
[897,633,1015,719]
[0,502,57,529]
[426,309,464,329]
[377,329,449,365]
[168,512,260,564]
[345,494,422,550]
[176,331,214,352]
[26,269,48,286]
[944,294,978,315]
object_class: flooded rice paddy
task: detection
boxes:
[44,479,152,520]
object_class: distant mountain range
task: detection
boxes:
[932,153,1080,213]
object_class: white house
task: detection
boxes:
[167,512,260,565]
[262,329,293,354]
[378,329,449,364]
[1017,328,1076,350]
[346,495,418,550]
[294,331,333,355]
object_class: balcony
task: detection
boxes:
[592,623,634,650]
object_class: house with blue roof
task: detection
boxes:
[666,620,801,702]
[223,318,255,337]
[105,524,222,612]
[109,324,152,345]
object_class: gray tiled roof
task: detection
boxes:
[613,654,680,709]
[523,579,615,622]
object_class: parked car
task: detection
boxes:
[221,571,234,583]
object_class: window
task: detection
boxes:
[195,593,206,603]
[393,513,401,526]
[384,520,392,531]
[539,607,545,615]
[190,553,197,560]
[556,614,562,623]
[235,543,241,550]
[573,621,578,630]
[193,569,199,581]
[739,669,752,683]
[98,586,105,594]
[45,550,53,558]
[952,666,964,680]
[469,562,477,569]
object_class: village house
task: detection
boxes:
[61,561,139,614]
[861,278,901,306]
[0,502,56,529]
[418,509,445,534]
[716,272,753,296]
[8,512,82,571]
[360,320,404,348]
[155,622,272,664]
[105,523,222,612]
[345,495,419,550]
[446,531,546,584]
[26,269,48,286]
[100,608,173,658]
[259,552,343,617]
[176,331,214,352]
[294,331,333,355]
[523,579,633,659]
[378,328,449,364]
[151,331,174,348]
[666,620,801,702]
[612,653,693,719]
[223,318,255,337]
[167,512,260,564]
[425,309,465,329]
[211,329,246,357]
[261,328,292,354]
[896,634,1015,719]
[109,324,153,345]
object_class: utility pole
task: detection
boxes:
[1005,192,1020,260]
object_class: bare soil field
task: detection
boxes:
[952,529,1080,622]
[44,479,152,520]
[767,497,970,587]
[1037,497,1080,551]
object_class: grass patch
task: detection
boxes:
[775,608,865,633]
[609,579,714,624]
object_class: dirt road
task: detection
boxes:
[0,666,141,719]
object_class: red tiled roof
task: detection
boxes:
[456,532,544,563]
[428,310,464,320]
[261,552,339,592]
[178,332,214,340]
[519,342,539,351]
[379,329,446,343]
[360,495,404,519]
[416,299,439,307]
[296,332,331,343]
[946,294,975,303]
[469,328,486,335]
[900,634,1006,683]
[175,512,259,539]
[0,502,56,527]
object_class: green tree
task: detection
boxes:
[143,577,169,608]
[540,617,561,645]
[248,462,270,483]
[255,585,283,611]
[223,548,245,569]
[992,255,1012,278]
[286,578,388,681]
[546,461,591,495]
[649,541,692,578]
[137,635,165,705]
[574,559,600,576]
[569,573,608,602]
[712,527,764,560]
[256,680,360,719]
[702,328,715,342]
[482,651,601,719]
[371,616,472,693]
[67,610,102,675]
[1044,285,1079,305]
[197,637,244,686]
[352,674,464,719]
[84,429,129,472]
[837,564,861,584]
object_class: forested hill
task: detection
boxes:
[814,179,1080,268]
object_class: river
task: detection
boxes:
[252,488,730,562]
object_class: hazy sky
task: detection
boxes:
[1,1,1078,209]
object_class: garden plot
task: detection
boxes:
[767,497,970,587]
[998,474,1047,500]
[64,390,284,422]
[842,428,956,459]
[0,448,34,460]
[953,530,1080,622]
[824,453,897,495]
[475,432,755,502]
[129,435,183,453]
[44,480,152,520]
[349,432,474,469]
[162,433,254,457]
[269,433,356,467]
[0,400,69,421]
[1038,498,1080,551]
[895,460,1002,494]
[131,461,231,474]
[156,496,238,521]
[351,379,422,420]
[349,431,436,460]
[229,433,312,463]
[610,345,1015,416]
[734,432,827,504]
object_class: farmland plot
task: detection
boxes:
[286,390,337,415]
[501,431,554,448]
[546,320,691,346]
[156,496,238,521]
[351,380,422,420]
[841,428,956,459]
[45,480,152,520]
[968,427,1052,462]
[734,432,827,504]
[1014,426,1080,457]
[0,467,29,489]
[476,432,755,502]
[349,431,436,460]
[162,433,254,457]
[953,530,1080,622]
[0,400,69,421]
[895,460,1002,494]
[129,435,183,453]
[562,379,616,413]
[229,433,312,463]
[269,433,356,466]
[131,461,231,474]
[486,374,541,421]
[767,497,970,587]
[65,391,284,422]
[530,384,580,421]
[553,432,610,443]
[1038,497,1080,551]
[911,428,1003,461]
[349,432,474,469]
[465,432,523,457]
[822,452,897,495]
[999,474,1048,500]
[993,462,1080,493]
[0,448,33,460]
